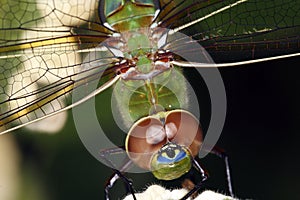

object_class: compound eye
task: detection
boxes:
[133,0,155,6]
[104,0,124,18]
[126,116,167,170]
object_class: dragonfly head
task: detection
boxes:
[150,142,192,180]
[126,110,203,180]
[100,0,159,32]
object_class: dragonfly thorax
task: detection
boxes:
[109,27,174,80]
[117,53,173,81]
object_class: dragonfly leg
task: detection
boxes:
[99,147,136,200]
[180,158,208,200]
[208,146,234,197]
[104,169,136,200]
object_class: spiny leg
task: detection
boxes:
[208,146,234,197]
[105,168,136,200]
[99,147,136,200]
[180,158,208,200]
[181,146,234,199]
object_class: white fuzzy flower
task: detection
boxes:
[123,184,237,200]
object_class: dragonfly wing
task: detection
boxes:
[0,0,112,46]
[0,0,120,134]
[157,0,300,63]
[0,43,121,134]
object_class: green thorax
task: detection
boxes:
[123,30,153,60]
[112,67,188,129]
[104,0,156,32]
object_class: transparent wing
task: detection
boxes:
[0,0,120,134]
[2,0,300,134]
[157,0,300,63]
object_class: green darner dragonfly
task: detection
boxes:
[0,0,299,199]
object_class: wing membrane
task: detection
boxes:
[157,0,300,62]
[0,42,120,133]
[0,0,119,134]
[0,0,112,46]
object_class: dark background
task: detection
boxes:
[8,55,300,200]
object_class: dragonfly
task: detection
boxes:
[0,0,299,199]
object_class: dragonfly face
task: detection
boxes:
[126,110,203,180]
